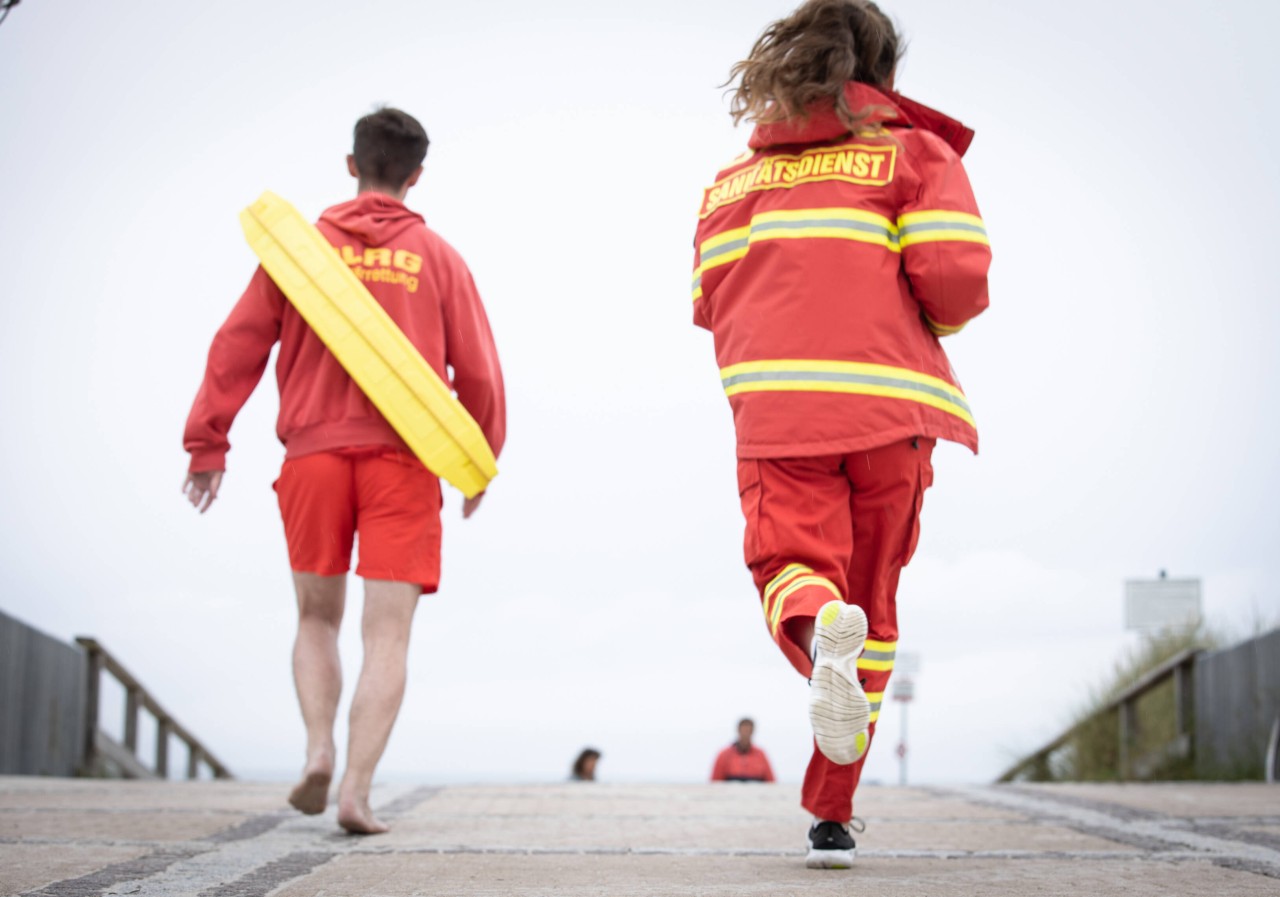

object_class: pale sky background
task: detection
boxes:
[1,0,1277,790]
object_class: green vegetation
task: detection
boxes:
[1055,624,1221,782]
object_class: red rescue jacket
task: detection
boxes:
[185,193,506,471]
[692,83,990,458]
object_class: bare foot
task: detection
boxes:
[288,767,332,816]
[337,794,389,835]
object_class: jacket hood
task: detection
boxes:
[319,192,425,244]
[748,82,974,157]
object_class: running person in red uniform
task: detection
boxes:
[183,108,505,834]
[692,0,990,868]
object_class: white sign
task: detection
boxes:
[891,676,915,702]
[1124,577,1201,631]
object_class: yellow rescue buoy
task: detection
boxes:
[240,191,498,498]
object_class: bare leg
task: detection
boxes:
[288,572,346,815]
[337,579,420,834]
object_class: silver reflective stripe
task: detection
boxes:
[869,700,882,713]
[700,237,749,263]
[861,648,896,663]
[692,274,702,291]
[721,369,972,416]
[900,219,987,237]
[750,217,899,245]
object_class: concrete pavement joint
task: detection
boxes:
[947,785,1280,879]
[14,784,434,897]
[21,847,203,897]
[196,850,336,897]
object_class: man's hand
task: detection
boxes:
[462,493,484,519]
[183,470,224,514]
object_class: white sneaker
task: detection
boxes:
[809,600,871,765]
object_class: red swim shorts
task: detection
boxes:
[274,446,443,592]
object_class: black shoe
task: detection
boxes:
[806,820,855,869]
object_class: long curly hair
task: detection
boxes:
[727,0,903,131]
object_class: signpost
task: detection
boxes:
[891,653,921,786]
[1124,572,1201,632]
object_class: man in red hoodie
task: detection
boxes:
[182,108,505,834]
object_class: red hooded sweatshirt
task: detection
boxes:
[184,193,505,472]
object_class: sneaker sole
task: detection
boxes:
[809,601,871,766]
[805,846,855,869]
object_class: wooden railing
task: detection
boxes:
[998,648,1199,783]
[76,637,232,780]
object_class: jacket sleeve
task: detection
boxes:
[442,255,507,461]
[183,266,284,472]
[898,132,992,336]
[761,751,775,783]
[692,239,712,331]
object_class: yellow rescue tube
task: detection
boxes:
[240,191,498,498]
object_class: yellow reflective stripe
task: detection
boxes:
[692,270,703,302]
[770,575,842,635]
[898,209,989,248]
[857,657,895,672]
[864,638,896,654]
[924,313,965,336]
[867,692,885,723]
[762,564,811,628]
[765,563,811,600]
[697,207,900,279]
[721,358,975,429]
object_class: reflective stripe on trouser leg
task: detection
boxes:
[761,563,843,637]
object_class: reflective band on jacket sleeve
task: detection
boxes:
[924,313,965,336]
[898,210,989,248]
[721,359,975,428]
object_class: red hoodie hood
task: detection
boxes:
[318,192,425,244]
[749,82,975,157]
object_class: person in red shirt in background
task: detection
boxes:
[182,108,505,835]
[692,0,990,868]
[711,718,775,783]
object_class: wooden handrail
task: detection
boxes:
[75,637,233,780]
[997,648,1200,783]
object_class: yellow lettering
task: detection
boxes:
[341,245,362,266]
[869,153,885,178]
[393,249,422,274]
[819,153,836,175]
[834,151,854,175]
[797,156,814,177]
[364,247,391,267]
[852,152,870,178]
[755,160,773,185]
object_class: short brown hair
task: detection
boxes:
[352,107,429,188]
[727,0,902,131]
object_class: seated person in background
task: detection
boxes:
[571,748,601,781]
[711,718,776,782]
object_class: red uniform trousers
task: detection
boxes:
[736,437,934,823]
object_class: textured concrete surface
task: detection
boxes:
[1,777,1277,895]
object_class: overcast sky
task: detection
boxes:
[1,0,1277,789]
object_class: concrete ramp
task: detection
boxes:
[2,778,1278,895]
